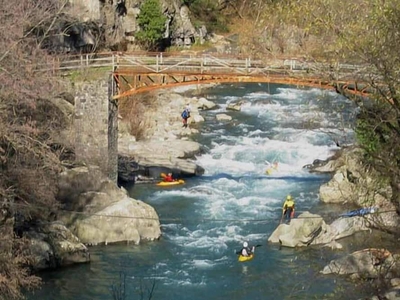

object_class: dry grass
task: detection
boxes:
[118,92,159,140]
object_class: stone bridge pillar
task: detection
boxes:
[74,75,118,182]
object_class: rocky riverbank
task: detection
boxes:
[117,86,219,182]
[127,85,400,298]
[29,80,400,300]
[268,145,400,298]
[25,83,222,271]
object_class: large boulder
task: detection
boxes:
[323,216,371,240]
[319,168,356,203]
[268,212,328,247]
[319,147,392,206]
[321,248,396,279]
[26,222,90,270]
[316,146,400,229]
[32,14,102,53]
[65,196,160,245]
[118,136,205,181]
[119,92,214,140]
[117,89,216,181]
[268,212,372,248]
[216,114,232,121]
[57,166,161,245]
[197,97,217,110]
[226,100,247,111]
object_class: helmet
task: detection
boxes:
[286,195,292,200]
[243,242,248,247]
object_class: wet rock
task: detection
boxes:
[26,222,90,270]
[216,114,232,121]
[58,166,161,245]
[321,248,395,278]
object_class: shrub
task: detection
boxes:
[135,0,167,51]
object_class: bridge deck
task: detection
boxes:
[45,52,372,99]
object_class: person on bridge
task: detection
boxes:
[181,104,191,128]
[282,195,295,223]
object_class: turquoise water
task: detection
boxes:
[29,83,373,300]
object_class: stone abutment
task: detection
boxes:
[74,75,118,182]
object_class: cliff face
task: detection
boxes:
[68,0,205,51]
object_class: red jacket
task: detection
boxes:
[164,175,174,182]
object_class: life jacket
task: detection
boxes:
[164,175,173,182]
[241,247,252,256]
[283,199,295,209]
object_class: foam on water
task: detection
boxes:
[151,86,355,259]
[157,86,355,253]
[27,84,360,300]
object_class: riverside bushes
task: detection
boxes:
[0,0,69,298]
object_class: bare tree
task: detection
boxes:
[0,0,70,298]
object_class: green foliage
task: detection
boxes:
[355,117,379,157]
[355,98,400,188]
[186,0,229,33]
[270,0,400,210]
[135,0,167,50]
[181,0,197,5]
[65,67,111,83]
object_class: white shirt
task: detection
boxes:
[241,248,251,256]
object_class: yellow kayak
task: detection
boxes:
[238,254,254,262]
[156,179,185,186]
[265,162,279,175]
[265,168,274,175]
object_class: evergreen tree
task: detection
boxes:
[135,0,167,50]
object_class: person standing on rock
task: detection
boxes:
[282,195,295,223]
[181,104,191,128]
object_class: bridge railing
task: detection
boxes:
[116,53,266,75]
[39,51,368,82]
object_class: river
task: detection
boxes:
[29,83,379,300]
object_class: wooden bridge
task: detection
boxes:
[50,52,372,100]
[46,51,373,182]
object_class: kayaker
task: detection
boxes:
[282,195,295,223]
[265,160,279,174]
[164,173,174,182]
[240,242,254,257]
